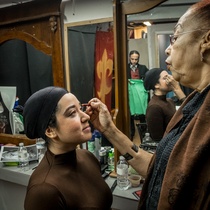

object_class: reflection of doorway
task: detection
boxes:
[158,34,170,70]
[147,23,175,69]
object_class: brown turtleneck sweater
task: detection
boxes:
[24,149,112,210]
[146,94,176,141]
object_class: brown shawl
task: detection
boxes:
[138,89,210,210]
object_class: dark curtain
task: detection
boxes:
[0,39,53,106]
[68,25,97,104]
[27,43,53,94]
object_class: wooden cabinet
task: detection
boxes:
[0,0,65,144]
[0,0,65,88]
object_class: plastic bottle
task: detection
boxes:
[36,138,46,162]
[94,130,101,160]
[18,142,29,171]
[142,132,152,143]
[99,147,107,165]
[88,134,95,155]
[117,156,129,190]
[107,150,115,171]
[14,97,19,108]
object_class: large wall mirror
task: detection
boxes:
[113,0,166,144]
[113,0,197,159]
[64,18,116,148]
[126,0,197,145]
[111,0,167,164]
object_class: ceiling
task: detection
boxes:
[0,0,199,24]
[127,0,199,26]
[0,0,33,8]
[0,0,198,9]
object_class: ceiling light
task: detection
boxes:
[143,21,151,26]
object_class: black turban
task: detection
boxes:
[23,86,68,139]
[143,68,164,90]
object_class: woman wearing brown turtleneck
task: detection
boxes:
[23,87,112,210]
[143,68,186,141]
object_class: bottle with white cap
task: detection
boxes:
[142,132,152,143]
[18,142,29,171]
[116,156,129,190]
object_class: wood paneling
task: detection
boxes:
[0,0,65,144]
[0,0,65,88]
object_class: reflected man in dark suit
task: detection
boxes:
[127,50,149,140]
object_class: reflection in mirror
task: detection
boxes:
[67,22,115,109]
[66,22,115,147]
[126,0,196,145]
[0,39,53,106]
[127,0,199,69]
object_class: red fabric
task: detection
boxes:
[131,69,140,79]
[95,31,114,111]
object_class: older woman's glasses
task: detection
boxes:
[169,29,210,45]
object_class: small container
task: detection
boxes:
[128,175,141,187]
[142,133,152,143]
[104,146,112,157]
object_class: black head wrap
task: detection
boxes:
[143,68,165,90]
[23,86,68,139]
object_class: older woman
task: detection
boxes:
[23,87,112,210]
[86,0,210,209]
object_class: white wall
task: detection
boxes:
[147,23,176,69]
[128,0,199,23]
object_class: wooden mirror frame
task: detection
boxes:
[0,0,65,144]
[113,0,166,161]
[0,0,65,87]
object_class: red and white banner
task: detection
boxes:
[94,31,114,111]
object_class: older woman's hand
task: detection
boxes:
[166,74,180,90]
[166,74,186,101]
[86,98,114,134]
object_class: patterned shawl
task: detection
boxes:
[139,86,210,210]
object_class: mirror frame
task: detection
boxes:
[113,0,166,161]
[0,0,65,143]
[113,0,167,135]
